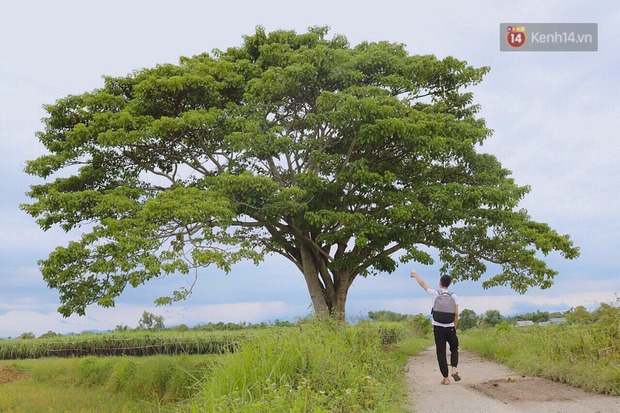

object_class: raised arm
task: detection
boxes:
[410,270,429,292]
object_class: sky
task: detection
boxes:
[1,0,618,337]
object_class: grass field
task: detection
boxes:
[0,320,432,412]
[0,330,251,359]
[189,320,430,412]
[0,381,154,413]
[0,353,215,412]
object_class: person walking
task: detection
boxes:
[411,270,461,385]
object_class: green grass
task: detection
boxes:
[387,336,434,366]
[189,319,432,412]
[2,354,216,412]
[461,317,620,395]
[0,321,431,412]
[0,381,153,413]
[0,330,252,359]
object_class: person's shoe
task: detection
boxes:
[441,379,449,385]
[451,373,461,382]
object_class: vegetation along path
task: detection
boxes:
[405,346,619,413]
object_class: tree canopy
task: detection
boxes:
[482,309,504,327]
[368,310,410,322]
[457,309,478,330]
[137,311,165,331]
[23,26,579,319]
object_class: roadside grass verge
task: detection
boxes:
[461,316,620,395]
[383,335,434,412]
[190,319,431,412]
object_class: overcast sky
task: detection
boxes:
[1,0,618,337]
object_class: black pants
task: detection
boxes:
[433,325,459,378]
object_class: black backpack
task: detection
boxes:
[431,290,456,323]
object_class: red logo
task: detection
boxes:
[506,26,526,48]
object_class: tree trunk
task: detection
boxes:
[298,240,355,321]
[299,241,330,319]
[332,282,349,321]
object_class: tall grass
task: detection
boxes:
[190,319,420,412]
[9,354,214,405]
[2,320,430,411]
[461,307,620,395]
[0,330,249,359]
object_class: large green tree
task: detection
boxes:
[23,27,579,320]
[457,309,478,331]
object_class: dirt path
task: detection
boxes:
[404,346,620,413]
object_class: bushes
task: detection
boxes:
[191,319,407,412]
[494,321,512,333]
[408,314,432,336]
[369,314,431,343]
[7,318,429,411]
[372,323,409,345]
[12,354,210,404]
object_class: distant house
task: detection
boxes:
[515,320,535,327]
[538,318,567,326]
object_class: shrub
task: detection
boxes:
[494,321,512,333]
[191,318,404,411]
[368,310,410,322]
[409,314,432,337]
[458,309,478,331]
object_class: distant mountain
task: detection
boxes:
[77,329,109,335]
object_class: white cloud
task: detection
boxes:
[347,290,618,319]
[457,291,617,315]
[476,61,620,222]
[0,301,307,338]
[0,0,619,337]
[2,289,616,337]
[0,296,53,312]
[0,214,79,252]
[0,266,43,288]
